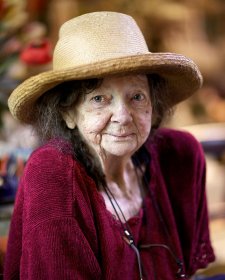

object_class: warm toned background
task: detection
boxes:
[0,0,225,277]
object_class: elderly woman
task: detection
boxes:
[4,12,214,280]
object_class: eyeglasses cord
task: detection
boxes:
[134,157,188,279]
[139,244,186,279]
[102,158,188,279]
[102,184,144,280]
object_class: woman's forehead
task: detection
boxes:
[101,74,149,88]
[104,73,147,80]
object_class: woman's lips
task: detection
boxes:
[105,133,135,140]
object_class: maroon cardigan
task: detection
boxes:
[4,128,215,279]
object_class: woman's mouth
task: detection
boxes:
[105,133,135,140]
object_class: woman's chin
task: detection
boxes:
[101,142,138,158]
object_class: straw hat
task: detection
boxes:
[8,11,202,124]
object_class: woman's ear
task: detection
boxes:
[61,110,76,129]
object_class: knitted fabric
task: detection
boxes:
[4,128,215,279]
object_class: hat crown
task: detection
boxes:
[53,12,149,70]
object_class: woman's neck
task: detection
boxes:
[100,155,145,221]
[102,155,137,197]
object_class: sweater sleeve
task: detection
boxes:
[4,143,101,280]
[20,218,101,280]
[153,128,215,276]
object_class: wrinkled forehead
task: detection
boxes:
[99,74,150,91]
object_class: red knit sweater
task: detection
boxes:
[4,128,215,279]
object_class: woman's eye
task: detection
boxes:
[92,95,104,102]
[133,93,145,101]
[91,94,111,105]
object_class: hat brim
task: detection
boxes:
[8,53,202,124]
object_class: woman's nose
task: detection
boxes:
[110,103,133,124]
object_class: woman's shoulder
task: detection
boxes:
[153,127,200,147]
[148,127,204,160]
[22,138,92,194]
[31,137,74,159]
[19,138,87,227]
[22,138,78,192]
[25,138,75,170]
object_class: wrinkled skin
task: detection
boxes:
[63,74,152,220]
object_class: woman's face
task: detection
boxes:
[64,74,152,160]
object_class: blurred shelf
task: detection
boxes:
[182,122,225,141]
[182,122,225,157]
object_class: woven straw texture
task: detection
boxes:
[8,11,202,124]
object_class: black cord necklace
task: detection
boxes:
[102,156,188,279]
[102,184,144,280]
[134,157,188,279]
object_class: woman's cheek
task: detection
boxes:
[137,113,152,138]
[81,117,107,144]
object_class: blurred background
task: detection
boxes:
[0,0,225,277]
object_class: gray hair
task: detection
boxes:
[34,74,172,187]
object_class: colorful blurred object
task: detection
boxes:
[0,146,32,204]
[20,39,52,65]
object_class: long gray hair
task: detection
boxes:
[34,74,172,187]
